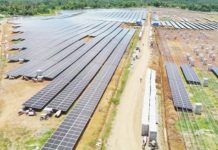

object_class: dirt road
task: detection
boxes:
[107,12,152,150]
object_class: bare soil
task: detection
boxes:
[107,12,152,150]
[154,7,218,150]
[154,29,186,150]
[0,20,62,150]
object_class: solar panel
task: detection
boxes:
[169,21,180,29]
[179,22,191,29]
[46,29,129,112]
[184,21,198,30]
[23,27,123,110]
[207,22,218,29]
[8,22,118,77]
[165,62,193,111]
[211,66,218,78]
[42,23,121,79]
[180,64,201,85]
[160,21,217,30]
[199,23,215,30]
[24,41,85,78]
[8,22,102,62]
[81,9,146,24]
[6,22,111,77]
[175,22,185,29]
[42,29,135,150]
[22,22,117,78]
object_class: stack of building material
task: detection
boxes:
[149,69,157,142]
[141,68,157,145]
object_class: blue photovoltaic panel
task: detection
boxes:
[211,66,218,78]
[23,27,122,110]
[165,62,193,111]
[180,64,201,85]
[41,29,135,150]
[46,29,129,112]
[6,22,111,77]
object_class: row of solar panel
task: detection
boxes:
[6,22,120,78]
[9,23,102,61]
[12,21,81,43]
[10,21,86,49]
[41,29,135,150]
[10,9,146,57]
[7,10,147,80]
[160,21,218,30]
[211,66,218,78]
[47,29,130,112]
[22,23,121,79]
[83,9,146,24]
[8,21,107,62]
[23,27,128,110]
[165,62,193,111]
[180,64,201,85]
[6,9,144,150]
[13,22,87,47]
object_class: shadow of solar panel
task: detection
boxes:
[165,62,192,111]
[180,64,201,85]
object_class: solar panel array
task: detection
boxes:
[7,9,146,79]
[42,29,135,150]
[211,66,218,78]
[46,29,130,112]
[7,22,118,78]
[165,63,193,111]
[78,9,146,24]
[42,23,121,79]
[159,21,218,30]
[180,64,201,85]
[8,21,99,61]
[23,27,123,110]
[6,9,144,150]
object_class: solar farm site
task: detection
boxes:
[0,7,218,150]
[151,8,218,150]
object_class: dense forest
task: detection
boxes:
[0,0,218,16]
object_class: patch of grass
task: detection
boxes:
[0,128,54,150]
[176,115,211,131]
[24,128,54,150]
[101,108,116,150]
[0,131,12,150]
[176,68,218,149]
[111,68,130,106]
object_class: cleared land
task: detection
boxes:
[1,7,218,150]
[0,9,148,150]
[153,7,218,150]
[107,12,151,150]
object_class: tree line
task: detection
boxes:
[0,0,218,16]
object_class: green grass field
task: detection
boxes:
[176,67,218,149]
